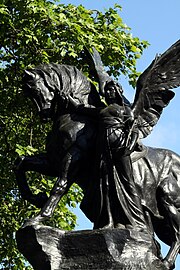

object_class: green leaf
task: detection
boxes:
[0,0,148,268]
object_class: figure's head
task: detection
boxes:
[23,66,56,122]
[104,80,123,105]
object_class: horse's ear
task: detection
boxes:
[24,70,36,79]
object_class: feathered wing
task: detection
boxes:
[132,39,180,138]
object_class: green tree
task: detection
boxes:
[0,0,149,268]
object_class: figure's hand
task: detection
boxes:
[100,104,125,119]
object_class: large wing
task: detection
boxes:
[132,39,180,138]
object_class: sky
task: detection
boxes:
[60,0,180,268]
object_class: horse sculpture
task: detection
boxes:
[15,41,180,269]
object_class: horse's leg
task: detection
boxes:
[14,154,57,208]
[21,117,93,226]
[24,146,82,226]
[40,152,74,218]
[162,200,180,270]
[159,178,180,270]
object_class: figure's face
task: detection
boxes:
[104,81,123,105]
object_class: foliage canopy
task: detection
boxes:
[0,0,148,268]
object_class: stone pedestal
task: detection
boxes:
[16,225,167,270]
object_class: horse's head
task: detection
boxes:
[23,65,58,122]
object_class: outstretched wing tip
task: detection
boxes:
[132,40,180,139]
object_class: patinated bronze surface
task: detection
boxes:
[15,40,180,269]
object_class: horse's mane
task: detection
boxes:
[23,63,104,109]
[24,63,93,105]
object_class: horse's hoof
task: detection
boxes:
[22,215,48,228]
[115,223,126,229]
[97,223,114,230]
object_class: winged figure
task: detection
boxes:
[15,40,180,269]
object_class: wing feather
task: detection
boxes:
[132,39,180,138]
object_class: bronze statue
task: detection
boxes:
[14,40,180,269]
